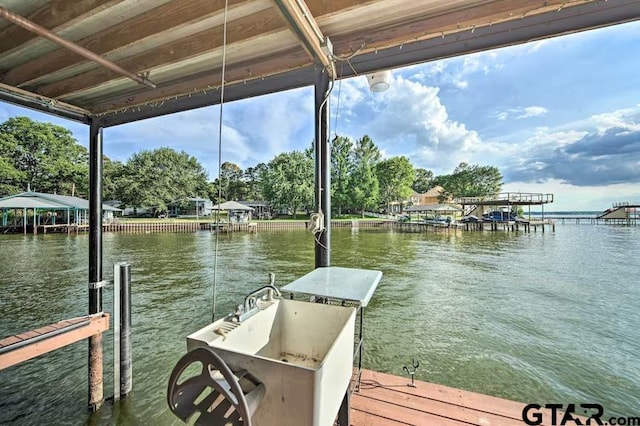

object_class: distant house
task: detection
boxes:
[105,200,153,217]
[410,186,448,206]
[169,197,213,217]
[237,200,272,219]
[0,191,121,226]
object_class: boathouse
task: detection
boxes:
[0,0,637,422]
[211,200,254,223]
[0,191,120,233]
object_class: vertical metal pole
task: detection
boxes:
[88,120,104,411]
[314,66,331,268]
[119,262,132,397]
[113,261,132,400]
[113,263,121,401]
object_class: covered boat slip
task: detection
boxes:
[0,191,120,234]
[1,0,639,420]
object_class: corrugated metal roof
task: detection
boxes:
[0,196,69,209]
[0,192,121,211]
[0,0,638,126]
[211,201,254,211]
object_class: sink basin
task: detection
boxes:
[186,298,356,426]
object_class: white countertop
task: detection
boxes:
[281,266,382,307]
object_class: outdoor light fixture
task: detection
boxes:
[367,70,392,92]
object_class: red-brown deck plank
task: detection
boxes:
[351,370,530,426]
[32,325,58,334]
[0,335,23,348]
[18,330,42,338]
[356,384,521,426]
[351,409,409,425]
[352,395,469,426]
[359,370,526,420]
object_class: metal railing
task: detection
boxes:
[456,192,554,204]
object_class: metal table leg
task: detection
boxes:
[337,390,350,426]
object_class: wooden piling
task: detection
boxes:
[88,333,103,411]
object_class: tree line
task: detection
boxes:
[0,117,504,216]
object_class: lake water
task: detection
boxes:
[1,224,639,424]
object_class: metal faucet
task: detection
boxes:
[229,273,280,322]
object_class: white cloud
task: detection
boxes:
[523,128,587,147]
[406,50,503,90]
[527,40,548,54]
[366,76,481,172]
[102,87,314,177]
[517,106,548,119]
[590,107,640,132]
[495,106,549,121]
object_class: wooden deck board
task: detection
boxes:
[0,335,23,348]
[351,409,409,425]
[0,314,109,370]
[351,370,529,426]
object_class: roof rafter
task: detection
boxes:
[91,48,311,114]
[2,0,265,88]
[38,8,288,99]
[0,6,156,89]
[0,0,124,57]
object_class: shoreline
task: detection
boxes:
[0,218,560,235]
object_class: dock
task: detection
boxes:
[352,369,545,426]
[0,314,109,370]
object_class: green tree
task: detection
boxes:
[349,135,380,216]
[412,168,434,193]
[330,135,353,216]
[103,157,125,201]
[244,163,266,200]
[0,132,26,196]
[219,161,247,201]
[0,117,89,196]
[261,151,313,219]
[434,162,503,200]
[376,156,416,213]
[116,147,209,211]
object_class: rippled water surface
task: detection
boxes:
[1,225,639,424]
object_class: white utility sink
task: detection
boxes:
[187,298,356,426]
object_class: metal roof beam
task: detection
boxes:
[95,66,315,127]
[340,0,640,79]
[270,0,335,78]
[0,82,91,124]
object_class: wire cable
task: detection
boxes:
[212,0,229,323]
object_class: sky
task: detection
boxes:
[2,20,640,212]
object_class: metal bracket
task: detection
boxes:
[89,280,107,290]
[403,358,420,388]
